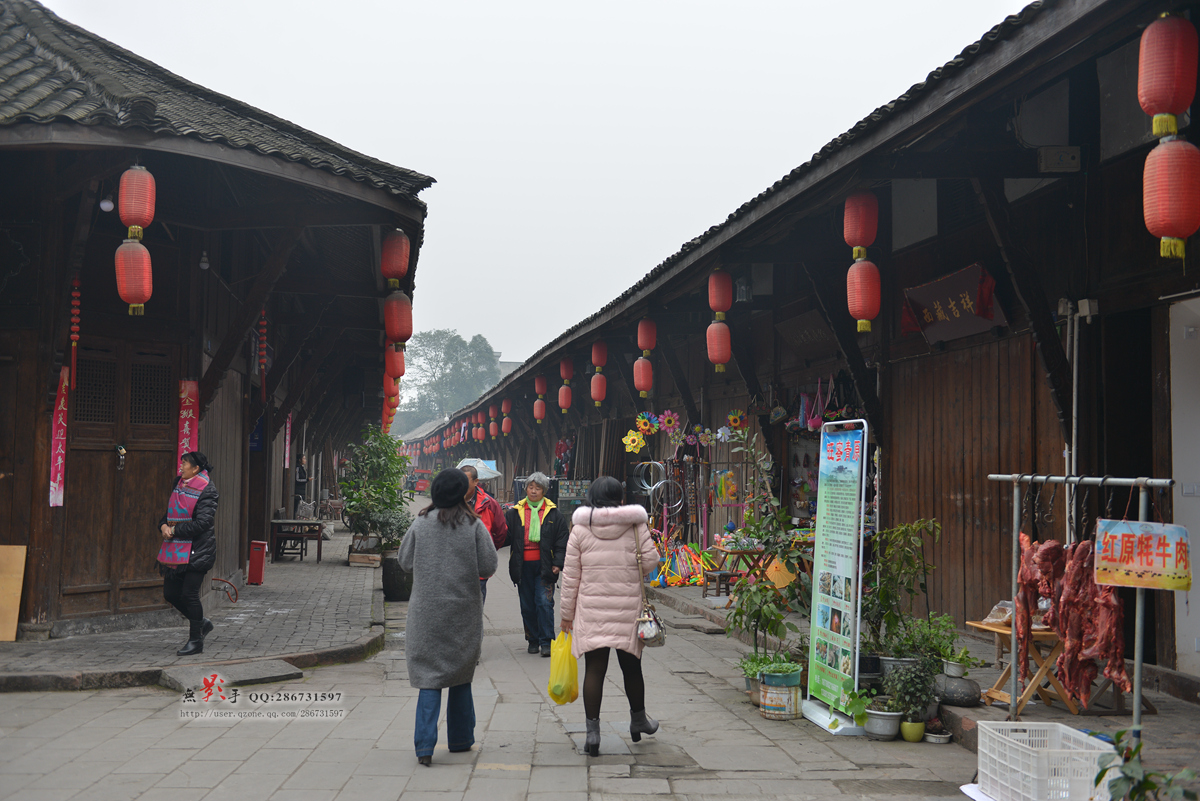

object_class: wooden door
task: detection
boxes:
[61,339,178,618]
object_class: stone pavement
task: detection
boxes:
[0,530,381,691]
[0,573,984,801]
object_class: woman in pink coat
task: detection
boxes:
[559,476,660,756]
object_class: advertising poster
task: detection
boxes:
[49,367,69,507]
[1094,519,1191,591]
[177,380,199,474]
[807,426,866,710]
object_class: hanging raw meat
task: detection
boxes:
[1015,532,1041,683]
[1055,543,1102,707]
[1034,539,1066,630]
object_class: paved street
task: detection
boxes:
[0,569,981,801]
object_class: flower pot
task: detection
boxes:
[863,701,902,741]
[760,669,804,687]
[858,653,882,675]
[747,677,761,707]
[900,721,925,742]
[923,731,952,744]
[879,656,918,678]
[381,555,412,601]
[942,659,966,678]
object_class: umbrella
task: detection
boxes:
[456,458,502,481]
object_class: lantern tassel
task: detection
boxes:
[857,320,872,332]
[852,246,867,260]
[1153,114,1179,138]
[715,364,725,373]
[388,278,399,289]
[127,225,143,240]
[594,400,601,407]
[537,419,542,424]
[640,390,648,398]
[1162,237,1187,259]
[128,304,144,316]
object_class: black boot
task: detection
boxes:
[585,718,601,757]
[630,709,658,742]
[202,618,214,636]
[177,620,204,656]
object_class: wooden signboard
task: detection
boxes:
[0,545,26,641]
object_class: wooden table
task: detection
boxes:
[966,620,1079,717]
[703,547,777,599]
[270,519,324,563]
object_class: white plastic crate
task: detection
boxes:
[977,721,1118,801]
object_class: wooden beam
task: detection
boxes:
[610,343,647,414]
[658,334,700,425]
[294,361,344,429]
[263,299,336,401]
[157,201,403,232]
[270,328,347,437]
[46,177,99,406]
[53,150,132,203]
[972,176,1072,441]
[272,274,381,299]
[198,228,303,418]
[306,387,346,448]
[729,314,764,400]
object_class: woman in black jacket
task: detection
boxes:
[159,451,219,656]
[503,472,570,656]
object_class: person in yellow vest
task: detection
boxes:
[503,472,569,656]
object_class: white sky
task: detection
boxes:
[44,0,1031,361]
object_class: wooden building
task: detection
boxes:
[0,1,431,637]
[415,0,1200,684]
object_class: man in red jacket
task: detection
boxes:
[462,464,507,603]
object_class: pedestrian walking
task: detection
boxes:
[559,475,660,756]
[461,464,507,603]
[504,472,569,657]
[399,468,498,766]
[159,451,218,657]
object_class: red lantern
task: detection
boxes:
[380,229,411,289]
[383,292,413,347]
[591,372,607,406]
[501,398,512,416]
[69,276,80,389]
[707,321,731,373]
[1139,15,1199,137]
[1144,138,1200,258]
[633,357,653,398]
[533,398,546,424]
[558,384,572,413]
[844,191,879,259]
[502,417,513,436]
[385,346,405,379]
[534,375,547,397]
[709,269,732,320]
[847,260,881,332]
[115,239,152,315]
[384,375,399,397]
[489,421,499,439]
[489,404,499,420]
[387,395,399,410]
[560,358,573,383]
[591,340,607,372]
[118,165,155,239]
[637,318,656,355]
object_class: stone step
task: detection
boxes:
[159,659,304,693]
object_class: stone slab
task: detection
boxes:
[159,660,303,692]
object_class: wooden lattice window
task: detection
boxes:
[74,358,116,423]
[129,362,173,426]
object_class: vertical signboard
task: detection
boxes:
[806,425,867,711]
[284,413,292,472]
[177,380,199,474]
[49,367,69,507]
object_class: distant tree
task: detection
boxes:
[394,329,501,435]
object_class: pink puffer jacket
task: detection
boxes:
[559,504,659,658]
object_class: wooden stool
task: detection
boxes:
[702,570,733,598]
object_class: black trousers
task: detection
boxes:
[163,569,206,634]
[582,647,646,720]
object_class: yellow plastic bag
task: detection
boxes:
[547,631,578,704]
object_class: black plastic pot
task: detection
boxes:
[382,555,411,601]
[858,653,881,675]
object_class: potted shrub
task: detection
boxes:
[884,658,937,743]
[941,646,988,678]
[339,427,414,566]
[861,519,940,673]
[738,653,772,707]
[725,575,800,660]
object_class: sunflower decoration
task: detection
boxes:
[716,425,732,443]
[668,429,686,447]
[698,429,713,447]
[623,429,646,454]
[635,411,660,435]
[658,409,680,433]
[727,409,747,430]
[693,424,704,435]
[685,433,698,446]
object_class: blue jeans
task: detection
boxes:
[480,578,488,604]
[518,560,555,647]
[414,684,475,757]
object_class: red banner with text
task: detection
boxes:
[49,367,69,507]
[177,380,199,474]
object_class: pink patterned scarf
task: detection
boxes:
[166,470,210,523]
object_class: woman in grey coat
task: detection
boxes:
[399,468,498,766]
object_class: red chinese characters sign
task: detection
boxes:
[284,413,292,472]
[1094,519,1191,591]
[177,381,199,474]
[901,263,1009,344]
[49,367,68,507]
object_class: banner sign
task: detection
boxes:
[49,367,69,507]
[284,413,292,472]
[177,381,199,474]
[902,263,1009,343]
[807,425,867,710]
[1094,519,1191,591]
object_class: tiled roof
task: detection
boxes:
[0,0,433,198]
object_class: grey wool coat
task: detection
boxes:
[399,511,498,689]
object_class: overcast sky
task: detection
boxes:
[45,0,1030,362]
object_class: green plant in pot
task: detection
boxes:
[884,658,937,742]
[861,519,940,664]
[941,646,988,678]
[339,427,414,553]
[725,575,799,658]
[738,652,792,707]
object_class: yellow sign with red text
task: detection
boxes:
[1094,519,1191,591]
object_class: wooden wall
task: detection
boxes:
[0,331,36,546]
[199,362,245,584]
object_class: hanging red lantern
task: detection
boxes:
[533,398,546,424]
[1144,138,1200,258]
[257,309,268,403]
[118,165,155,240]
[383,292,413,347]
[633,357,653,398]
[534,375,547,397]
[591,340,607,372]
[591,372,607,406]
[707,321,731,373]
[380,229,411,289]
[385,346,405,379]
[560,358,573,384]
[387,394,399,410]
[558,384,572,413]
[114,239,152,315]
[384,375,399,397]
[844,191,879,259]
[637,318,656,355]
[489,420,499,439]
[69,276,80,389]
[489,403,499,420]
[1139,14,1199,137]
[847,259,881,332]
[501,398,512,416]
[709,269,732,320]
[502,417,513,436]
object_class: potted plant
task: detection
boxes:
[884,658,937,743]
[861,519,940,673]
[881,613,956,677]
[339,427,414,566]
[738,653,772,706]
[941,646,988,678]
[725,575,799,660]
[923,716,952,744]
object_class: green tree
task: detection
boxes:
[395,329,501,434]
